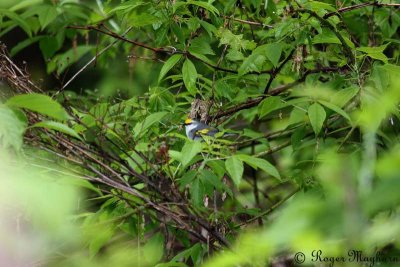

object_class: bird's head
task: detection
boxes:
[183,118,196,126]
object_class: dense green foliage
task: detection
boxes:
[1,0,400,266]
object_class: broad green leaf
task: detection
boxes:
[258,96,283,118]
[10,36,43,56]
[188,1,219,16]
[143,233,164,264]
[36,5,58,29]
[332,86,359,107]
[6,93,70,121]
[357,45,389,64]
[108,1,148,14]
[128,13,161,27]
[188,36,215,56]
[133,111,168,137]
[238,154,281,179]
[264,43,282,67]
[9,0,43,11]
[238,54,266,75]
[200,169,222,190]
[312,29,355,49]
[158,54,182,83]
[318,100,351,121]
[225,156,244,187]
[305,1,336,12]
[47,45,93,74]
[181,141,202,167]
[198,19,216,36]
[32,121,82,140]
[312,29,341,45]
[179,170,197,190]
[182,59,197,95]
[174,1,219,16]
[238,43,282,75]
[291,126,306,151]
[215,28,256,51]
[190,178,204,207]
[0,105,26,150]
[0,9,32,37]
[288,107,307,125]
[206,160,225,179]
[308,102,326,135]
[88,224,115,256]
[226,49,244,61]
[39,36,59,58]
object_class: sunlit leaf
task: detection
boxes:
[225,156,244,187]
[158,54,182,83]
[32,121,82,140]
[308,102,326,135]
[182,59,197,95]
[6,93,70,121]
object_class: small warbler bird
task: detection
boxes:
[184,118,237,141]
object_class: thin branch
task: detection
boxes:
[300,9,355,65]
[236,187,300,227]
[212,67,344,120]
[55,27,133,95]
[68,24,273,75]
[223,16,273,28]
[255,140,291,158]
[263,49,295,94]
[324,2,400,19]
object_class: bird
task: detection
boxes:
[183,118,237,141]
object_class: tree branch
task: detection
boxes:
[324,2,400,19]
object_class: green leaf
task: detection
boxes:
[128,13,161,27]
[238,53,267,75]
[158,54,182,83]
[174,1,219,16]
[189,36,215,56]
[238,43,282,75]
[305,1,336,12]
[238,154,281,180]
[291,126,306,151]
[133,111,168,138]
[190,178,204,207]
[258,96,283,118]
[357,45,389,64]
[225,156,244,187]
[0,105,27,150]
[181,141,202,167]
[312,29,341,45]
[47,46,93,74]
[36,5,58,29]
[182,59,197,95]
[6,93,70,121]
[308,102,326,135]
[179,170,197,190]
[200,169,222,190]
[318,100,351,121]
[32,121,82,140]
[215,28,256,51]
[0,9,32,37]
[332,86,359,107]
[39,36,59,59]
[9,0,43,12]
[10,36,43,56]
[264,43,282,67]
[143,233,164,264]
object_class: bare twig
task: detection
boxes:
[324,2,400,19]
[55,26,133,95]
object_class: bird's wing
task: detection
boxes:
[192,122,219,138]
